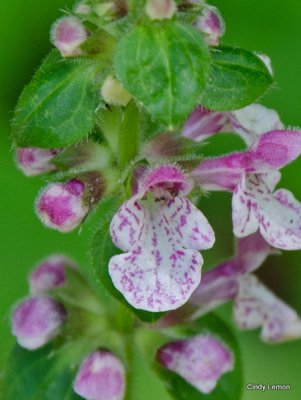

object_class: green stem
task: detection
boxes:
[119,101,141,170]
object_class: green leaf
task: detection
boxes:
[13,50,101,148]
[114,21,211,127]
[90,197,165,323]
[138,314,243,400]
[199,46,273,111]
[2,345,81,400]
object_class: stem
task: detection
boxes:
[119,101,140,170]
[97,106,123,155]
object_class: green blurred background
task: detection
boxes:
[1,1,301,399]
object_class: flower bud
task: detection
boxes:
[29,254,77,295]
[145,0,177,20]
[11,297,66,350]
[73,350,126,400]
[101,76,131,107]
[157,335,233,394]
[50,16,88,57]
[16,147,62,177]
[74,1,92,15]
[195,6,225,46]
[36,179,89,232]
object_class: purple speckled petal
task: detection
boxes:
[234,275,301,343]
[11,297,66,350]
[73,350,126,400]
[232,174,259,237]
[109,196,214,312]
[182,106,229,142]
[258,188,301,250]
[229,104,283,146]
[157,335,233,393]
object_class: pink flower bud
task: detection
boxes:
[29,254,77,295]
[73,350,126,400]
[195,6,225,46]
[145,0,177,20]
[11,297,66,350]
[36,179,89,232]
[157,335,233,394]
[16,147,62,176]
[50,16,88,57]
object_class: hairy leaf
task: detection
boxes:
[114,21,211,127]
[13,51,101,148]
[199,46,273,111]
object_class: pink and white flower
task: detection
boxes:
[234,275,301,343]
[183,103,282,146]
[73,350,126,400]
[193,130,301,249]
[189,232,271,314]
[157,335,233,393]
[188,234,301,343]
[16,147,62,176]
[36,179,89,232]
[11,296,66,350]
[108,165,215,312]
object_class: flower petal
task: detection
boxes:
[192,153,248,191]
[234,275,301,342]
[258,188,301,250]
[164,197,215,250]
[232,174,259,237]
[109,197,213,311]
[248,129,301,172]
[110,199,145,252]
[138,165,193,197]
[157,335,233,393]
[235,231,271,274]
[182,106,229,142]
[230,104,282,145]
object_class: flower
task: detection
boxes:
[192,130,301,249]
[234,275,301,343]
[157,335,233,393]
[11,297,66,350]
[50,16,88,57]
[183,103,282,145]
[73,350,126,400]
[109,165,215,312]
[188,234,301,343]
[195,6,225,46]
[16,147,62,176]
[36,179,89,232]
[29,254,77,295]
[189,232,271,314]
